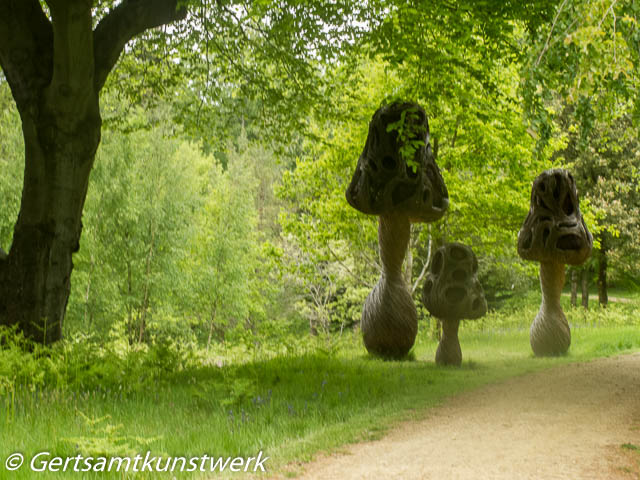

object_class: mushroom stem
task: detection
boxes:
[435,318,462,366]
[531,261,570,356]
[361,213,417,358]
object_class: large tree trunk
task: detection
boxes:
[597,235,608,307]
[0,0,185,344]
[0,98,100,344]
[0,1,100,344]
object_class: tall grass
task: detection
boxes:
[1,301,639,479]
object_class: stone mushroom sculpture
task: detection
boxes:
[517,169,592,357]
[422,243,487,366]
[346,102,449,358]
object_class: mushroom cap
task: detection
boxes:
[345,102,449,222]
[422,242,487,321]
[517,169,592,265]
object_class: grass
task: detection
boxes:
[1,309,640,479]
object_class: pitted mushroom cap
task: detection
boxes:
[422,243,487,321]
[345,102,449,222]
[517,169,592,265]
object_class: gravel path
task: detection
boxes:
[294,353,640,479]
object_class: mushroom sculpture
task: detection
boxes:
[517,169,592,356]
[345,102,449,358]
[422,243,487,366]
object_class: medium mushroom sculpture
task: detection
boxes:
[517,169,592,356]
[346,102,449,358]
[422,243,487,366]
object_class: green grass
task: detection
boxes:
[2,318,640,479]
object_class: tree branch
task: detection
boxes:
[93,0,187,92]
[0,0,52,111]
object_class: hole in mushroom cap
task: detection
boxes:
[431,251,443,275]
[537,216,551,224]
[423,278,433,297]
[521,229,533,250]
[406,163,418,179]
[539,182,546,192]
[370,160,378,172]
[563,195,574,215]
[432,193,445,209]
[452,269,467,282]
[557,234,583,251]
[542,227,550,247]
[450,245,467,261]
[536,194,551,211]
[472,298,482,310]
[382,155,396,170]
[445,286,466,303]
[422,188,431,204]
[426,163,438,184]
[392,182,417,205]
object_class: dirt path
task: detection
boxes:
[294,353,640,479]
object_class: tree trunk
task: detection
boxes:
[0,101,100,344]
[0,0,186,345]
[139,222,157,343]
[597,236,608,307]
[207,304,218,351]
[581,266,589,310]
[570,268,578,307]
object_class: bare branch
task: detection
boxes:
[411,228,432,294]
[93,0,187,92]
[535,0,568,67]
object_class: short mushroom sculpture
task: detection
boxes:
[518,169,592,356]
[422,243,487,366]
[346,102,449,358]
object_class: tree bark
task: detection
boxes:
[570,268,578,307]
[597,235,608,307]
[581,266,589,310]
[0,0,186,344]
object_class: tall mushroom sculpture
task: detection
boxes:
[518,169,592,356]
[422,243,487,366]
[346,102,449,358]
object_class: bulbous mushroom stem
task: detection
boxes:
[435,318,461,366]
[531,261,571,356]
[362,213,417,358]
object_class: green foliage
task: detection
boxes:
[522,0,640,145]
[182,133,270,346]
[2,301,640,478]
[0,81,23,251]
[385,105,427,171]
[63,412,161,458]
[65,109,206,341]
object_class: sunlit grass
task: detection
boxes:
[2,317,640,479]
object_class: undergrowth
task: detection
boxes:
[1,301,639,479]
